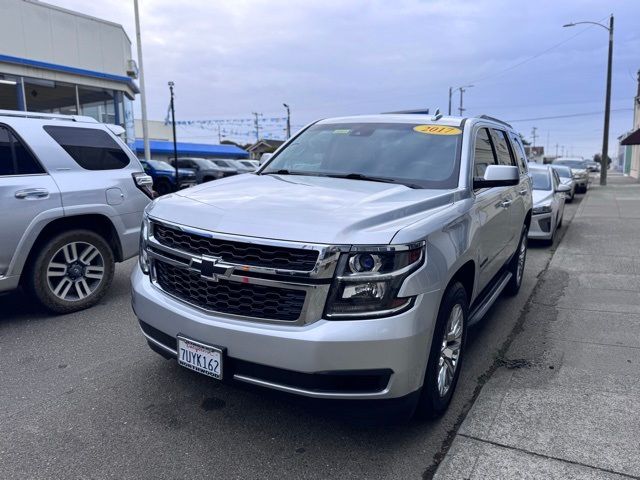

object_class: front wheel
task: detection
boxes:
[415,282,468,419]
[27,230,115,314]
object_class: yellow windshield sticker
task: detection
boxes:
[413,125,462,135]
[333,129,351,134]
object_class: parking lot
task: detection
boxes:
[0,194,583,479]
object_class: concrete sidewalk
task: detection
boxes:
[435,174,640,479]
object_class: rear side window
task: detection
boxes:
[510,134,528,174]
[0,125,45,176]
[43,126,130,170]
[490,129,515,166]
[473,128,497,179]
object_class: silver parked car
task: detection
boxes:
[132,113,533,418]
[550,165,575,202]
[528,164,570,245]
[0,110,151,313]
[552,157,589,193]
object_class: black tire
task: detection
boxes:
[154,179,173,196]
[26,230,115,314]
[505,224,528,295]
[415,282,468,419]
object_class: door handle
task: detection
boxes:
[500,200,512,208]
[15,188,49,199]
[518,188,528,196]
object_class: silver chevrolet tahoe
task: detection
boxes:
[132,113,533,418]
[0,110,152,313]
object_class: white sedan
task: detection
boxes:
[528,164,571,245]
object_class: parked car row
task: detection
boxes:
[140,157,261,197]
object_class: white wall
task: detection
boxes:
[0,0,133,77]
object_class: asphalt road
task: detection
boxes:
[0,195,583,480]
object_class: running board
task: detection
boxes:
[468,271,512,326]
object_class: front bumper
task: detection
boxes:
[131,265,439,400]
[528,212,554,239]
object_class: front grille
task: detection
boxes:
[153,222,319,271]
[154,260,306,321]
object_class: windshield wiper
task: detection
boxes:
[325,173,422,189]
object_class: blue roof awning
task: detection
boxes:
[134,139,248,159]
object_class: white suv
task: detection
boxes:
[0,110,151,313]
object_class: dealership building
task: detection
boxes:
[0,0,140,143]
[0,0,248,159]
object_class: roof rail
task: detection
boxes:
[381,109,430,115]
[0,109,98,123]
[478,114,512,128]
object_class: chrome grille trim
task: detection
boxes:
[146,217,347,325]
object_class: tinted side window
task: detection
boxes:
[510,134,528,173]
[491,129,515,166]
[473,128,497,179]
[0,126,45,176]
[0,127,12,175]
[43,126,130,170]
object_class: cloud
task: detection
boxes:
[42,0,640,156]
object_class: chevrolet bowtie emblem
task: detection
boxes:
[199,256,223,282]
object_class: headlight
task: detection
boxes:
[139,214,150,274]
[532,204,552,215]
[324,243,424,319]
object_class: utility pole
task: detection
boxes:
[563,14,614,185]
[134,0,150,162]
[555,143,559,158]
[216,124,224,143]
[531,127,538,148]
[252,112,262,142]
[168,81,178,185]
[283,103,291,139]
[448,87,452,115]
[458,87,466,116]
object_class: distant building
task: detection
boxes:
[524,146,544,162]
[0,0,138,144]
[247,139,285,159]
[620,70,640,180]
[133,119,248,160]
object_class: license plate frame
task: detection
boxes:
[176,335,224,380]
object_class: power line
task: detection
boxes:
[466,14,610,86]
[507,108,632,123]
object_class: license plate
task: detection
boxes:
[177,336,223,380]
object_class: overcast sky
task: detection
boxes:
[48,0,639,157]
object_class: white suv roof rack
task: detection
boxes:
[0,109,98,123]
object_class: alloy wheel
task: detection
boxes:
[46,241,105,301]
[437,304,464,397]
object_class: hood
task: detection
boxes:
[147,173,456,244]
[559,177,573,185]
[532,189,553,206]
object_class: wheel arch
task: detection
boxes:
[20,214,122,285]
[445,260,476,304]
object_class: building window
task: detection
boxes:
[24,78,78,115]
[0,75,20,111]
[78,86,116,124]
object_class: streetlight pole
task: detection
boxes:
[133,0,150,162]
[449,85,473,116]
[168,81,178,185]
[283,103,291,139]
[564,15,614,186]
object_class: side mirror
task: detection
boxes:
[259,153,273,165]
[556,184,571,193]
[474,165,519,189]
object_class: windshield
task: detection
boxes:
[261,122,462,189]
[553,166,572,179]
[530,170,551,190]
[212,160,232,168]
[147,159,172,171]
[553,159,587,169]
